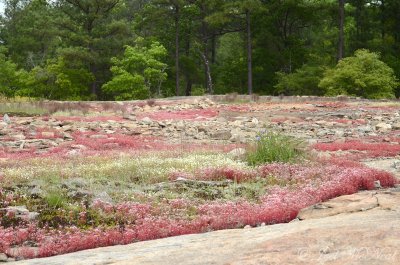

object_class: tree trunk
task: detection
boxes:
[246,10,253,95]
[201,51,213,94]
[185,35,192,96]
[185,79,192,96]
[199,3,213,94]
[211,35,216,64]
[337,0,345,61]
[380,0,385,39]
[175,6,180,96]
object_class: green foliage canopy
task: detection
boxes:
[319,49,398,99]
[102,39,168,100]
[0,47,28,98]
[20,55,94,100]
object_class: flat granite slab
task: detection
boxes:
[13,189,400,265]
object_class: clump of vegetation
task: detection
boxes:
[246,131,306,166]
[102,38,168,100]
[319,49,398,99]
[275,64,326,96]
[0,47,28,99]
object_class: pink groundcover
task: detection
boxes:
[0,159,397,260]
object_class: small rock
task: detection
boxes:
[89,134,108,139]
[375,123,392,132]
[244,225,252,229]
[123,114,137,121]
[210,130,232,140]
[66,149,82,157]
[0,253,8,262]
[392,160,400,169]
[392,123,400,130]
[13,134,26,140]
[92,192,113,204]
[62,132,73,140]
[29,186,44,199]
[228,148,247,159]
[141,117,153,125]
[103,143,119,149]
[3,114,11,124]
[374,180,381,189]
[67,189,91,200]
[41,131,55,138]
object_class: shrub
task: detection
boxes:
[19,55,94,100]
[319,49,398,99]
[246,131,306,166]
[275,64,326,96]
[0,47,28,98]
[102,38,168,100]
[191,86,206,96]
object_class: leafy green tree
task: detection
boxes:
[57,0,131,98]
[319,49,398,99]
[20,54,94,100]
[102,39,168,100]
[0,0,58,69]
[275,64,327,96]
[0,46,28,98]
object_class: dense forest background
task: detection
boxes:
[0,0,400,100]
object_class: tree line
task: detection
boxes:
[1,0,399,100]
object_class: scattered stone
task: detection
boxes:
[392,123,400,130]
[140,117,153,125]
[375,123,392,132]
[0,253,8,262]
[123,114,137,121]
[29,186,44,199]
[209,130,232,140]
[374,180,382,189]
[89,134,108,139]
[3,113,11,124]
[12,134,26,140]
[67,189,91,200]
[92,191,113,204]
[1,206,39,221]
[228,148,247,159]
[41,131,55,138]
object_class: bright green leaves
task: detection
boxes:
[0,47,29,98]
[19,55,94,100]
[275,64,327,96]
[102,39,168,100]
[319,49,398,99]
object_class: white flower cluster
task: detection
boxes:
[2,153,250,184]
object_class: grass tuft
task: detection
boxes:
[246,131,306,166]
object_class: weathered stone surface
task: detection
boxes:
[209,130,232,140]
[41,131,55,138]
[375,122,392,132]
[0,253,8,262]
[297,191,379,220]
[13,190,400,265]
[1,206,39,222]
[392,123,400,130]
[228,148,247,159]
[3,113,11,124]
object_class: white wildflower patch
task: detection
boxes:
[2,153,249,184]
